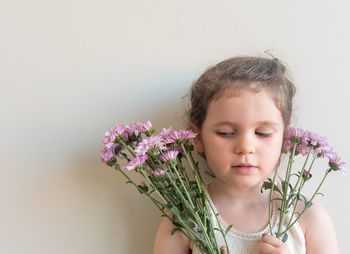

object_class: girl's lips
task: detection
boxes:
[232,165,257,174]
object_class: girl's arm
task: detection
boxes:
[153,215,191,254]
[299,200,339,254]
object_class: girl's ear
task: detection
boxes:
[188,123,204,153]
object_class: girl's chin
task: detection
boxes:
[214,177,263,190]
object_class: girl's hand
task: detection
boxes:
[257,234,291,254]
[219,234,291,254]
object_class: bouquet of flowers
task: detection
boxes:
[261,126,346,243]
[101,121,230,254]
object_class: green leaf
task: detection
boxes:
[271,198,283,201]
[261,179,282,195]
[184,220,195,229]
[171,227,180,235]
[225,225,233,236]
[300,194,313,208]
[288,183,294,192]
[282,233,288,243]
[281,180,287,191]
[206,222,211,234]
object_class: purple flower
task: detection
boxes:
[175,129,197,140]
[161,150,179,162]
[124,154,148,170]
[283,127,333,156]
[159,128,197,144]
[328,153,347,172]
[295,144,311,156]
[303,169,311,175]
[103,124,128,144]
[153,168,165,176]
[284,127,347,173]
[126,121,153,136]
[101,143,118,164]
[135,135,165,156]
[284,127,305,142]
[159,128,176,143]
[138,120,152,133]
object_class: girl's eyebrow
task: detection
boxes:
[213,120,280,127]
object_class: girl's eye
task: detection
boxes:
[255,132,272,137]
[217,131,234,137]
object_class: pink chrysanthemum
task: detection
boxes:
[161,150,179,162]
[127,121,152,136]
[327,153,347,173]
[283,127,333,156]
[100,143,118,164]
[159,128,176,143]
[160,128,197,144]
[153,168,165,176]
[135,135,165,156]
[284,126,347,173]
[123,154,148,170]
[103,124,128,144]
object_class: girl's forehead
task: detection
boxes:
[205,89,284,127]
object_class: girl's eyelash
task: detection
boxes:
[216,131,234,137]
[255,132,272,137]
[216,131,272,137]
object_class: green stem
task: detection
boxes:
[279,169,331,237]
[115,166,165,206]
[170,163,195,209]
[162,169,217,253]
[277,143,297,238]
[268,156,281,235]
[288,147,313,202]
[120,140,136,157]
[176,156,192,188]
[286,151,318,231]
[204,193,230,254]
[307,154,318,174]
[181,144,202,194]
[139,167,168,204]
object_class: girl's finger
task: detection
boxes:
[257,242,277,254]
[259,234,291,254]
[261,234,284,248]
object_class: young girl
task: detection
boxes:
[153,56,339,254]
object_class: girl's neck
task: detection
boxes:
[207,180,270,207]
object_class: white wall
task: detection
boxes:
[1,0,349,253]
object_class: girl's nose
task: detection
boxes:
[233,135,256,155]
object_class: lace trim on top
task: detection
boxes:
[204,187,278,241]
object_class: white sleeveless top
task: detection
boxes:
[191,188,306,254]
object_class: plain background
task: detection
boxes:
[1,0,349,253]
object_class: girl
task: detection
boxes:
[153,56,339,254]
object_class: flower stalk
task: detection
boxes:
[101,121,231,254]
[262,126,346,242]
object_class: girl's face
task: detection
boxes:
[194,89,284,189]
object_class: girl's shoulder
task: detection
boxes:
[296,200,339,253]
[153,213,191,254]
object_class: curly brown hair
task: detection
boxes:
[188,56,296,130]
